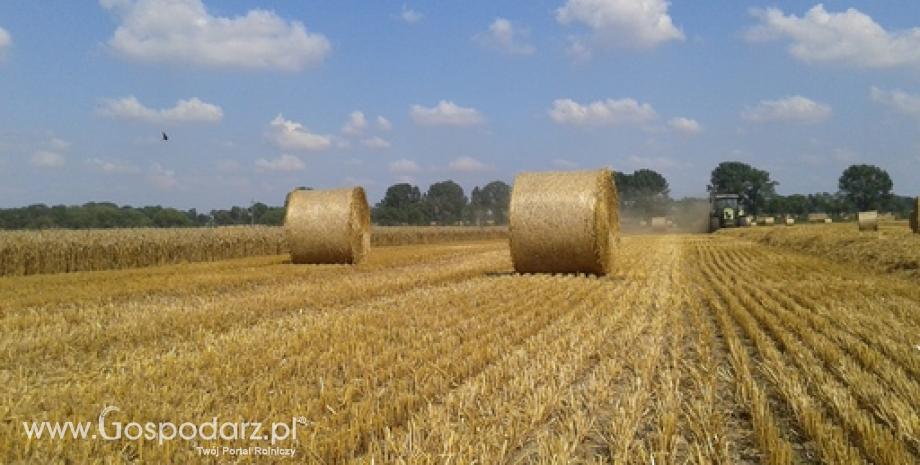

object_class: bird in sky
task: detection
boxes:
[162,131,168,141]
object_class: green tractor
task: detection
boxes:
[709,193,751,232]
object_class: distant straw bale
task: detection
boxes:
[284,187,371,264]
[651,217,667,232]
[508,168,617,275]
[857,211,879,232]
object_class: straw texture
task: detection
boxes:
[508,169,618,275]
[857,210,878,232]
[284,187,371,264]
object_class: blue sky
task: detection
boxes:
[1,1,920,210]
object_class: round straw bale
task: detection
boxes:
[785,217,795,226]
[651,217,667,232]
[763,217,775,226]
[824,218,832,224]
[508,168,617,275]
[284,187,370,264]
[857,210,878,232]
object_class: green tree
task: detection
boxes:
[708,161,778,216]
[470,180,511,225]
[426,180,467,225]
[838,164,894,212]
[630,169,670,216]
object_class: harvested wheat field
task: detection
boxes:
[3,230,920,464]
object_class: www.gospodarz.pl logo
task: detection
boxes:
[23,406,307,447]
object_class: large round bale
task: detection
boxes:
[651,217,667,233]
[508,169,617,275]
[763,217,775,226]
[785,217,795,226]
[857,210,879,232]
[284,187,371,264]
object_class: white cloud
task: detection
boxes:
[745,5,920,69]
[556,0,684,53]
[410,101,485,126]
[388,158,421,174]
[267,114,332,151]
[448,156,489,172]
[474,18,534,55]
[255,153,305,172]
[361,137,391,149]
[149,163,179,190]
[625,155,677,170]
[30,151,66,168]
[341,111,367,135]
[669,117,702,134]
[85,157,141,174]
[101,0,331,71]
[98,96,223,124]
[376,116,393,130]
[548,98,657,126]
[741,96,831,123]
[398,4,423,24]
[0,27,11,61]
[870,87,920,116]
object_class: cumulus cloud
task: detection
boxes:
[85,157,142,174]
[745,5,920,69]
[741,96,831,123]
[474,18,534,55]
[101,0,331,71]
[669,117,702,134]
[0,27,11,61]
[410,101,485,126]
[549,98,657,126]
[341,111,367,135]
[361,137,391,149]
[398,4,423,24]
[448,156,489,172]
[556,0,684,55]
[98,96,223,123]
[255,153,305,172]
[267,114,332,151]
[376,116,393,131]
[870,86,920,116]
[149,163,178,189]
[388,158,421,174]
[30,151,66,168]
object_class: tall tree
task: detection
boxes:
[708,161,778,215]
[838,164,893,211]
[614,169,669,216]
[426,180,468,225]
[378,183,423,210]
[470,180,511,225]
[630,169,670,216]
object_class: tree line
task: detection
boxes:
[0,162,909,230]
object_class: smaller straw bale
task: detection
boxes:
[824,218,832,224]
[763,217,775,226]
[651,217,667,232]
[785,217,795,226]
[857,210,878,232]
[284,187,371,264]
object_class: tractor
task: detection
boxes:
[709,193,750,232]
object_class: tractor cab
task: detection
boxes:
[709,193,748,232]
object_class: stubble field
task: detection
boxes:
[2,228,919,463]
